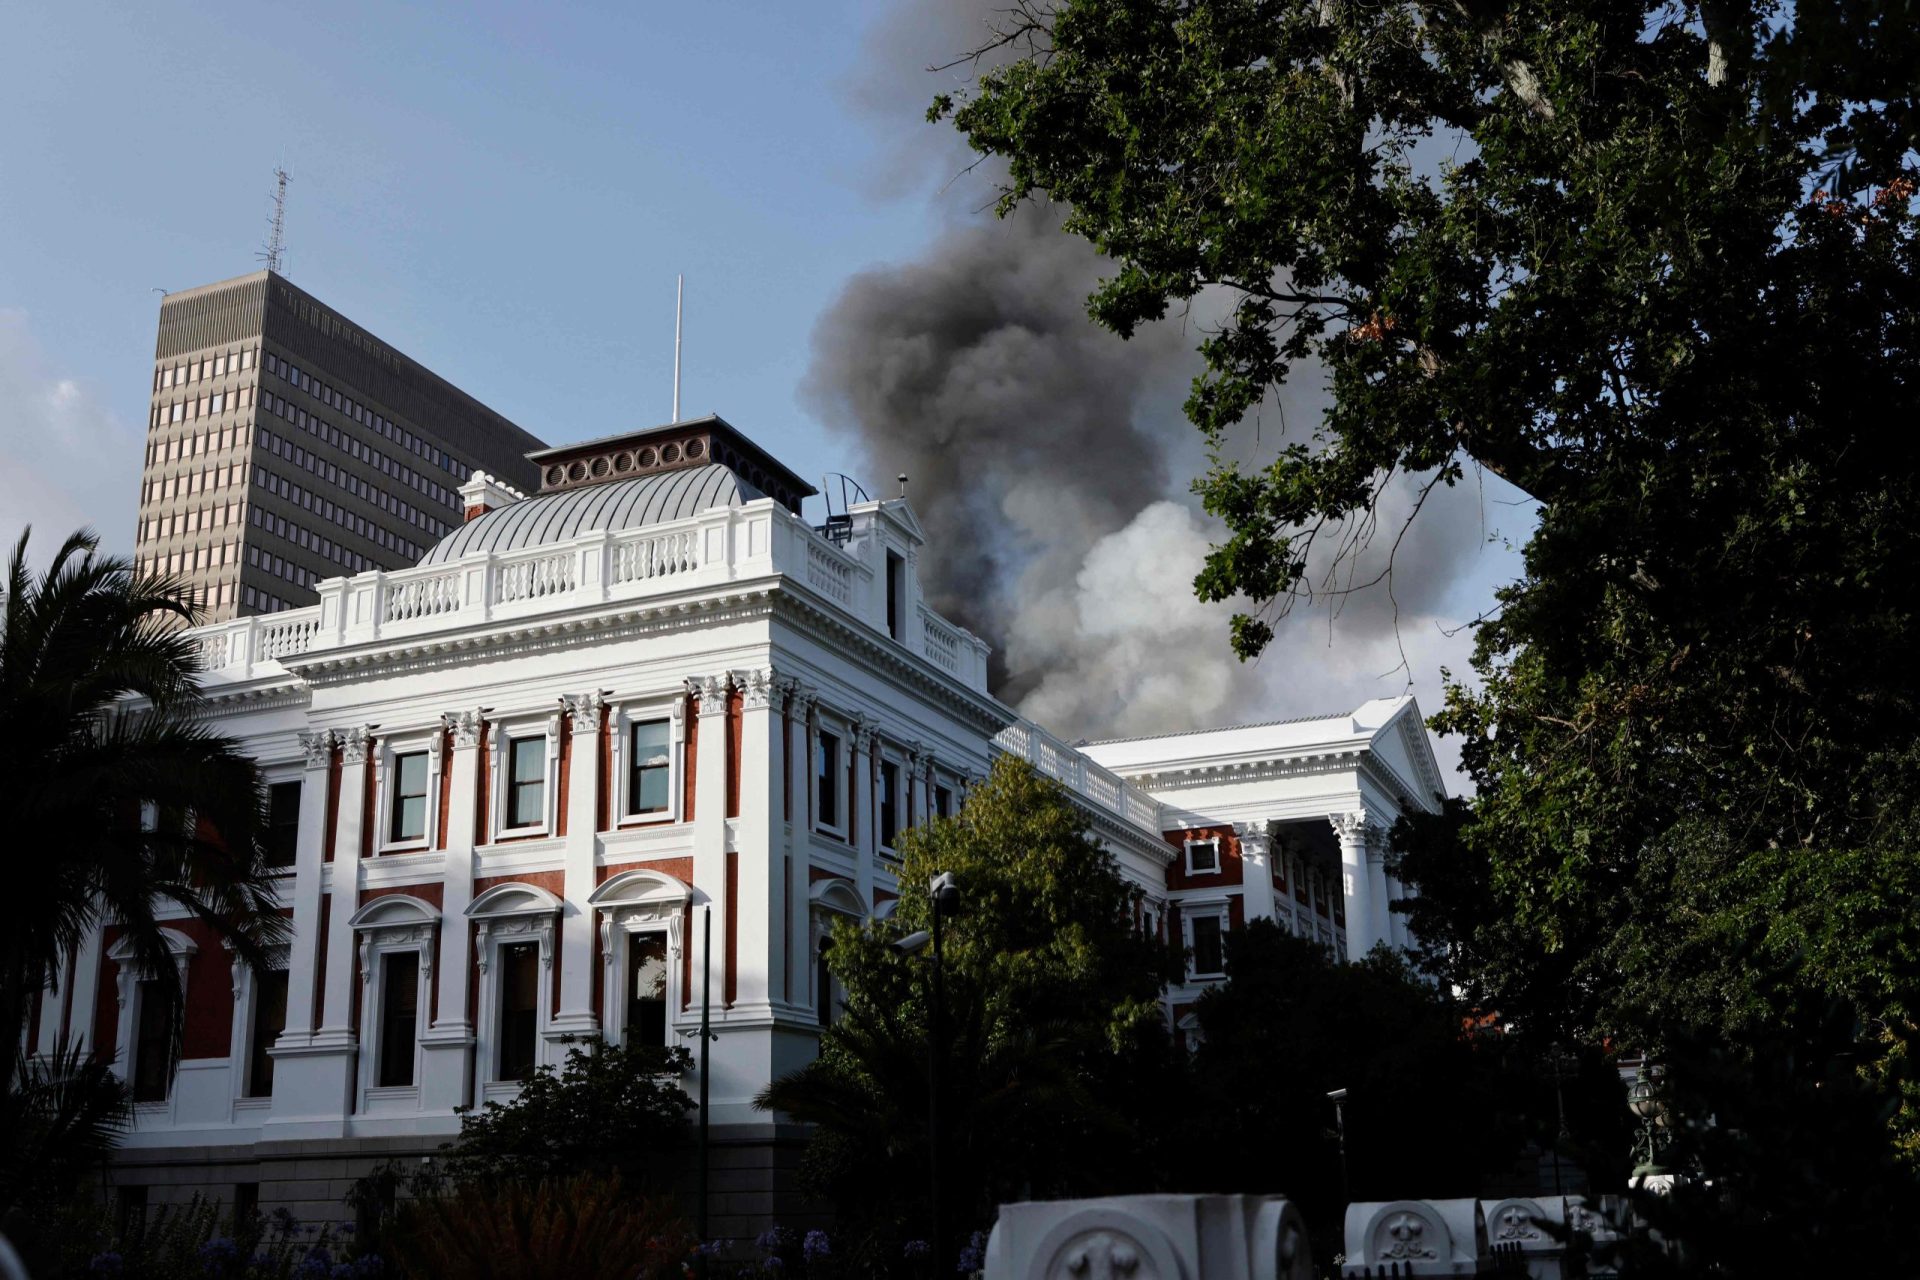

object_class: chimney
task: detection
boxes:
[458,471,524,523]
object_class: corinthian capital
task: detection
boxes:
[338,726,372,765]
[1329,811,1371,842]
[561,693,606,732]
[299,729,334,767]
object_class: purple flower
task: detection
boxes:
[88,1254,124,1277]
[755,1227,787,1254]
[802,1229,831,1262]
[903,1239,931,1259]
[956,1229,989,1273]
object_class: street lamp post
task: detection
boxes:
[894,871,962,1274]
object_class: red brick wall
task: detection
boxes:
[683,698,699,820]
[725,689,743,819]
[556,712,573,838]
[1164,825,1244,892]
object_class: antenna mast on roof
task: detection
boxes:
[672,274,684,422]
[258,166,290,275]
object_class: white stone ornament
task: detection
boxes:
[299,729,334,767]
[987,1195,1312,1280]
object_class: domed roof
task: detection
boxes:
[419,463,765,566]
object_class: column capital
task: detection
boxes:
[1329,811,1372,841]
[441,710,482,748]
[1234,820,1274,855]
[688,673,731,709]
[338,726,373,765]
[734,667,776,710]
[298,729,335,768]
[560,692,606,732]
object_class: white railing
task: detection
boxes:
[384,570,461,622]
[994,719,1163,839]
[806,541,854,605]
[257,613,318,660]
[920,607,961,673]
[185,498,992,696]
[611,529,698,584]
[493,548,576,604]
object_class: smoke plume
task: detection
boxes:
[809,1,1521,760]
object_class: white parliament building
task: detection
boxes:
[32,416,1445,1230]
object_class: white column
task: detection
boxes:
[422,712,480,1114]
[908,744,929,833]
[1331,812,1374,963]
[732,668,782,1010]
[1366,830,1393,953]
[279,730,334,1045]
[318,726,372,1040]
[551,693,604,1038]
[1235,822,1279,923]
[785,687,814,1008]
[851,721,877,912]
[1387,870,1413,951]
[690,675,730,1005]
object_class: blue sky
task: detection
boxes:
[0,0,1532,772]
[0,0,970,542]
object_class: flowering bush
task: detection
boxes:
[54,1195,376,1280]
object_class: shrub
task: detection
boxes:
[381,1175,695,1280]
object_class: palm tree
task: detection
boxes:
[0,527,286,1095]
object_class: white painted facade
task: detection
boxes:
[33,422,1445,1215]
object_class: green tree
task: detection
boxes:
[757,756,1182,1272]
[435,1041,694,1183]
[0,528,284,1150]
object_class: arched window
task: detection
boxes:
[589,869,691,1049]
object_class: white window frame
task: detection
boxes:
[876,755,903,856]
[485,711,561,843]
[812,718,848,839]
[501,733,551,835]
[589,868,691,1050]
[108,928,197,1112]
[808,879,868,1026]
[349,895,438,1107]
[260,766,303,875]
[226,942,291,1106]
[612,697,686,828]
[466,883,562,1098]
[1184,836,1223,877]
[1182,899,1231,981]
[375,731,442,854]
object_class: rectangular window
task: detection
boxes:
[376,951,419,1087]
[265,780,300,867]
[625,932,668,1048]
[496,941,539,1081]
[131,979,170,1102]
[935,785,953,820]
[1191,915,1226,978]
[886,550,905,641]
[507,737,545,829]
[247,969,289,1098]
[879,760,900,849]
[389,751,429,842]
[1186,838,1221,875]
[628,719,670,815]
[815,732,840,829]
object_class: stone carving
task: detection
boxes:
[1379,1210,1440,1261]
[441,710,481,748]
[1328,811,1371,842]
[736,667,774,710]
[560,693,605,732]
[338,726,372,765]
[987,1195,1309,1280]
[1053,1230,1145,1277]
[688,673,729,710]
[298,729,334,767]
[1489,1200,1543,1242]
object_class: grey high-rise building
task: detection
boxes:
[135,270,547,621]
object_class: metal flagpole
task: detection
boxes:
[673,274,684,422]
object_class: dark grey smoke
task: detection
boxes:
[802,205,1198,703]
[807,0,1525,755]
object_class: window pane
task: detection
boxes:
[247,969,289,1097]
[496,942,540,1081]
[391,753,428,841]
[815,734,839,828]
[508,738,545,827]
[879,762,899,849]
[1192,916,1225,977]
[378,951,419,1087]
[265,781,301,867]
[132,979,170,1102]
[625,932,668,1048]
[629,720,669,815]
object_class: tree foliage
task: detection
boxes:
[0,527,284,1094]
[437,1041,694,1184]
[757,756,1184,1269]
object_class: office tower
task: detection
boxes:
[134,270,547,620]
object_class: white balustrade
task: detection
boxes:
[611,529,698,584]
[492,549,576,604]
[995,719,1164,843]
[806,540,854,605]
[920,607,961,673]
[383,570,461,622]
[257,613,318,660]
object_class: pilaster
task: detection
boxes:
[1235,821,1279,923]
[1366,828,1394,953]
[279,729,333,1045]
[550,693,605,1038]
[850,720,878,912]
[690,674,730,1005]
[1331,811,1374,964]
[421,711,480,1114]
[731,667,783,1011]
[785,686,814,1006]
